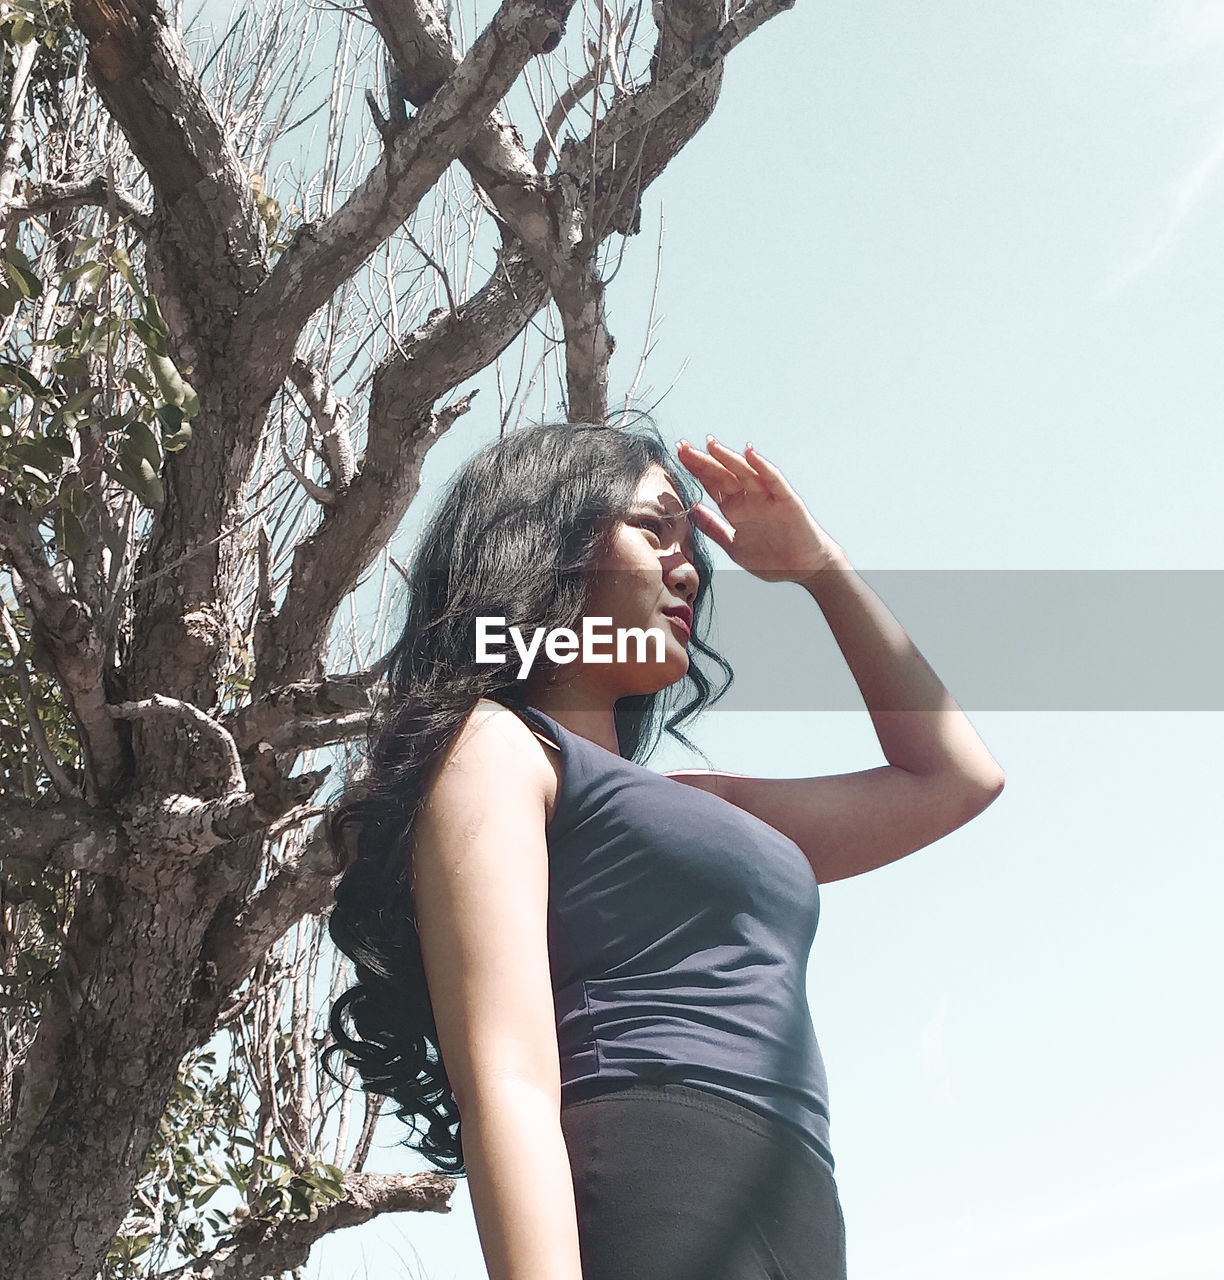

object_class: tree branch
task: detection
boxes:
[222,672,381,752]
[562,0,796,210]
[243,0,796,694]
[0,37,39,220]
[257,711,370,753]
[532,62,602,171]
[278,429,334,508]
[2,525,128,803]
[191,827,337,1046]
[0,877,118,1190]
[364,0,792,421]
[107,695,245,794]
[365,0,614,419]
[0,607,82,801]
[230,0,576,411]
[115,766,330,864]
[250,370,482,693]
[0,176,148,233]
[70,0,265,335]
[0,795,125,875]
[287,359,356,493]
[153,1171,454,1280]
[346,1093,385,1174]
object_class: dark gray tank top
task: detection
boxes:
[511,704,834,1174]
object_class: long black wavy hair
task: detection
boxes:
[322,419,734,1175]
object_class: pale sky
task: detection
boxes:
[297,3,1223,1277]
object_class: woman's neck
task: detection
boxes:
[523,684,622,756]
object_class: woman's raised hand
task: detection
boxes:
[675,437,846,586]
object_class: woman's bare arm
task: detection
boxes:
[412,703,583,1280]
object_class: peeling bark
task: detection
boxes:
[0,797,125,876]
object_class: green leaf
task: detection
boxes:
[0,361,51,398]
[2,262,36,299]
[127,318,165,356]
[160,425,191,452]
[123,366,155,398]
[59,388,100,416]
[125,1233,154,1258]
[51,357,89,380]
[40,435,75,458]
[297,1171,344,1199]
[148,353,197,414]
[6,439,65,476]
[101,412,133,434]
[53,505,85,562]
[75,314,121,354]
[3,246,42,299]
[287,1185,315,1217]
[105,457,164,509]
[61,480,85,515]
[126,456,162,506]
[59,261,104,286]
[141,293,168,335]
[110,246,142,291]
[155,403,192,451]
[6,244,36,273]
[124,418,162,469]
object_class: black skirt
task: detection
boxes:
[560,1081,847,1280]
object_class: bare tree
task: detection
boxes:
[0,0,794,1274]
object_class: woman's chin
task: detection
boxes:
[631,651,689,694]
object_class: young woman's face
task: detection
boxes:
[580,463,700,698]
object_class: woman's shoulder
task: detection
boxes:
[418,700,553,788]
[452,697,539,750]
[471,698,559,750]
[458,699,562,822]
[417,697,551,796]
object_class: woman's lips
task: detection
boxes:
[665,612,691,641]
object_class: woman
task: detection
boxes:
[324,419,1005,1280]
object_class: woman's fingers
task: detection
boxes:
[677,438,761,505]
[743,443,794,499]
[688,501,735,552]
[677,439,739,498]
[702,437,766,492]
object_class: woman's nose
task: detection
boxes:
[667,556,699,605]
